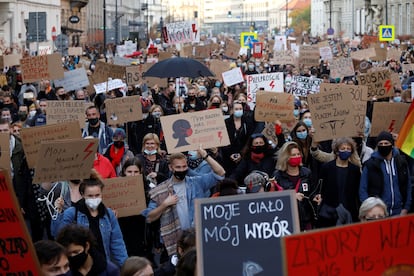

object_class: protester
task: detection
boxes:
[82,106,113,154]
[121,257,153,276]
[35,240,71,276]
[359,196,388,221]
[103,128,134,176]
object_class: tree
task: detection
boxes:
[289,6,311,36]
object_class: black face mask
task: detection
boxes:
[3,103,13,109]
[68,250,88,270]
[23,99,33,107]
[211,102,220,108]
[188,95,195,101]
[113,141,124,148]
[251,145,267,154]
[88,118,99,126]
[18,112,27,121]
[70,179,81,184]
[377,145,393,157]
[173,170,188,181]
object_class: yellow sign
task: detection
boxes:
[379,25,395,42]
[240,32,258,48]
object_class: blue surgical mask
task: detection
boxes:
[187,150,199,160]
[303,118,312,127]
[144,149,157,155]
[393,96,401,102]
[293,109,299,117]
[234,110,243,118]
[296,131,308,140]
[152,112,161,118]
[338,150,352,160]
[215,81,221,87]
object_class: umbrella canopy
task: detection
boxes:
[143,57,215,78]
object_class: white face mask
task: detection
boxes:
[29,110,37,117]
[85,198,102,210]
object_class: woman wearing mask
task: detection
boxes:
[317,137,361,228]
[222,101,255,176]
[137,104,167,151]
[56,224,120,275]
[272,142,317,230]
[230,133,276,185]
[51,172,128,267]
[172,95,185,114]
[290,121,314,169]
[221,102,230,119]
[207,95,223,109]
[103,128,134,176]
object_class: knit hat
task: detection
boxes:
[113,128,126,139]
[244,171,268,193]
[376,131,394,145]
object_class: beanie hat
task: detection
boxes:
[113,128,126,139]
[244,171,269,193]
[376,131,394,146]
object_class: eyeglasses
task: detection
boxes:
[364,215,386,221]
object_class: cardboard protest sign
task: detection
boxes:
[125,66,141,86]
[271,50,296,65]
[54,67,90,91]
[195,191,299,276]
[222,67,244,87]
[0,133,10,172]
[387,48,402,61]
[181,45,193,57]
[46,101,92,128]
[329,57,355,79]
[20,121,81,168]
[370,102,410,136]
[68,47,83,56]
[308,90,355,141]
[224,40,240,59]
[357,70,394,100]
[165,20,200,45]
[247,72,284,103]
[0,54,21,68]
[93,79,125,94]
[140,63,167,88]
[350,48,376,61]
[255,92,295,122]
[160,109,230,153]
[20,53,64,83]
[289,76,322,97]
[33,139,98,183]
[319,83,368,134]
[102,176,146,218]
[105,95,143,125]
[319,46,333,61]
[390,71,402,90]
[370,48,387,61]
[0,170,42,274]
[93,60,126,84]
[298,45,320,67]
[262,122,279,145]
[282,215,414,276]
[402,63,414,73]
[209,60,228,81]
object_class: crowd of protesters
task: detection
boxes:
[3,35,413,275]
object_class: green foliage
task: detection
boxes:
[289,6,311,35]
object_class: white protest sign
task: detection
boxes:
[273,36,287,51]
[247,72,284,103]
[94,79,125,94]
[319,46,333,61]
[289,76,322,97]
[222,67,244,87]
[54,68,90,91]
[165,20,200,45]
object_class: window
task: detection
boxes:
[407,3,411,34]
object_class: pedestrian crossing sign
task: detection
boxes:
[379,25,395,42]
[240,32,258,49]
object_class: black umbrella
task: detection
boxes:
[143,57,215,78]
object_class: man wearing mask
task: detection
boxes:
[360,131,412,216]
[244,60,259,75]
[183,86,204,112]
[17,105,30,127]
[154,79,176,115]
[142,148,225,257]
[81,106,113,154]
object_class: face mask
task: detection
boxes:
[70,179,81,184]
[152,112,161,118]
[251,145,266,154]
[23,99,33,107]
[29,110,36,117]
[377,145,393,157]
[187,150,199,160]
[85,197,102,210]
[2,116,10,122]
[211,102,220,108]
[188,95,195,100]
[68,250,88,270]
[222,106,229,113]
[113,141,124,148]
[234,110,243,118]
[88,118,99,125]
[288,156,302,167]
[248,65,255,70]
[303,118,312,127]
[296,131,308,140]
[18,112,27,121]
[144,149,157,155]
[215,81,221,87]
[255,62,261,67]
[173,170,188,181]
[393,96,401,102]
[293,109,299,117]
[338,150,352,160]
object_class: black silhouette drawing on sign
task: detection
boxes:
[172,119,193,147]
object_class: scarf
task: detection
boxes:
[109,145,124,169]
[251,152,265,163]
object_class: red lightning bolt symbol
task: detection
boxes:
[269,80,275,90]
[83,142,95,161]
[192,24,198,38]
[384,80,392,93]
[218,131,223,143]
[388,120,396,133]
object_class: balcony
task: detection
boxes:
[70,0,88,11]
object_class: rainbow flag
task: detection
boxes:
[396,101,414,158]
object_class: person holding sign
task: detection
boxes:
[51,172,128,267]
[272,141,317,231]
[142,147,225,257]
[318,137,361,227]
[82,106,114,154]
[103,128,134,176]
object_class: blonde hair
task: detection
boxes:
[332,137,361,167]
[141,133,161,153]
[276,141,301,171]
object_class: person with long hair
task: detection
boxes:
[51,171,128,267]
